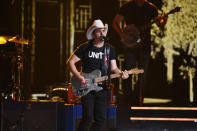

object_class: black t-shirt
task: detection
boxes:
[118,1,158,49]
[119,1,158,27]
[74,41,116,76]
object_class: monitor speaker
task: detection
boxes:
[2,101,65,131]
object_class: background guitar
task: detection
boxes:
[121,6,181,48]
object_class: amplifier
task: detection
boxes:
[2,100,65,131]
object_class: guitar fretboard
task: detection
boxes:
[94,69,144,83]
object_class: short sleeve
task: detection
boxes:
[109,45,116,60]
[74,44,86,59]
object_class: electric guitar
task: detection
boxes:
[71,68,144,97]
[122,6,181,48]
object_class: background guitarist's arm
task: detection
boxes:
[113,14,124,37]
[67,54,87,86]
[113,14,130,43]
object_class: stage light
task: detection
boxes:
[0,37,7,44]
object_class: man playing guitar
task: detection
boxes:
[67,19,129,131]
[113,0,168,106]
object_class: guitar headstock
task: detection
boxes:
[127,68,144,74]
[168,6,181,15]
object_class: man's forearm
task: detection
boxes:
[113,15,124,36]
[68,61,81,79]
[113,22,122,36]
[112,68,121,74]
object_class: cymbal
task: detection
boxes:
[0,36,29,45]
[0,36,13,44]
[8,36,29,45]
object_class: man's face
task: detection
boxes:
[135,0,145,7]
[92,28,106,40]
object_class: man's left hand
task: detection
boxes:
[121,70,129,79]
[156,13,168,30]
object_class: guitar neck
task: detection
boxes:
[94,70,137,83]
[94,74,120,83]
[139,15,164,32]
[139,7,180,32]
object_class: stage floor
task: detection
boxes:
[2,100,197,131]
[115,105,197,131]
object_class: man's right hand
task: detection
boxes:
[78,76,88,87]
[120,24,141,48]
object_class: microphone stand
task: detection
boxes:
[107,49,111,130]
[100,33,112,129]
[103,38,112,130]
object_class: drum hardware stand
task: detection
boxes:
[1,90,4,131]
[12,42,27,131]
[0,36,28,130]
[11,43,24,101]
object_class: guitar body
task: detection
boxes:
[71,68,144,97]
[121,7,181,48]
[71,69,103,97]
[122,24,142,48]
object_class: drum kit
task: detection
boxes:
[0,35,29,101]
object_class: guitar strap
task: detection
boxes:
[107,44,111,89]
[102,43,111,89]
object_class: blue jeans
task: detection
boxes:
[77,90,109,131]
[123,48,150,105]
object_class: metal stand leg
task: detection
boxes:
[12,45,24,101]
[0,92,4,131]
